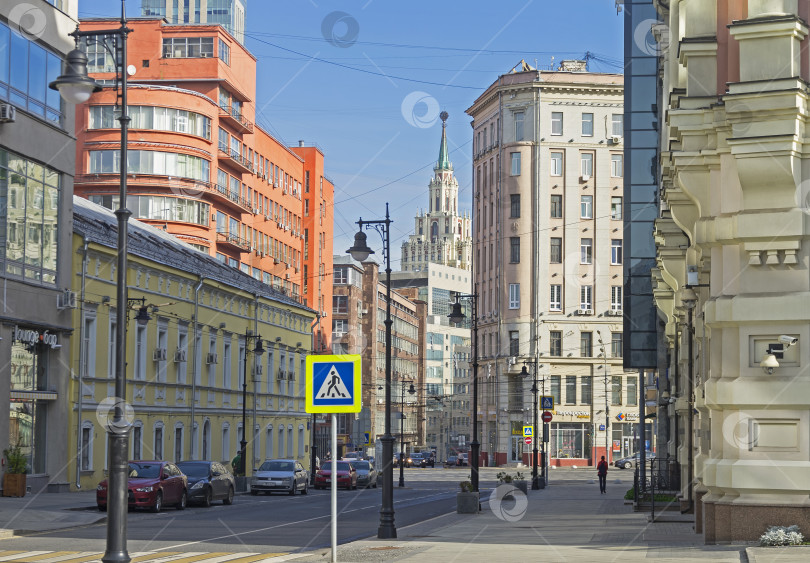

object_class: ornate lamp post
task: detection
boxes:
[240,332,264,477]
[50,4,133,561]
[399,381,416,486]
[347,203,397,538]
[447,289,479,493]
[520,360,540,490]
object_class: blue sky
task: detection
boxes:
[78,1,624,265]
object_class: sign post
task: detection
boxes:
[306,355,362,563]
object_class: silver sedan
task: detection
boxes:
[352,460,378,488]
[251,459,309,495]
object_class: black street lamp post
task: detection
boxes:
[347,203,397,538]
[448,289,479,493]
[49,4,132,561]
[520,360,541,490]
[240,333,264,478]
[399,381,416,486]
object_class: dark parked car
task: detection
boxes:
[410,453,434,468]
[353,460,377,488]
[445,456,458,467]
[397,453,413,468]
[176,461,235,507]
[97,461,187,513]
[614,451,655,469]
[252,459,309,495]
[315,461,357,490]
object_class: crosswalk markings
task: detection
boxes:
[0,552,288,563]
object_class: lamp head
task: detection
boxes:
[347,230,373,262]
[520,364,529,378]
[448,301,465,325]
[49,48,101,105]
[760,353,779,374]
[253,337,265,356]
[134,306,151,326]
[407,383,416,395]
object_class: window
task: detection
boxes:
[90,105,211,140]
[108,313,117,378]
[218,38,230,64]
[509,283,520,309]
[154,425,164,460]
[0,148,61,284]
[132,424,142,461]
[550,285,562,311]
[580,195,593,219]
[580,238,592,264]
[581,113,594,136]
[551,112,563,135]
[510,152,521,176]
[611,377,622,405]
[581,153,593,177]
[611,286,622,311]
[333,295,348,314]
[510,237,520,263]
[550,238,562,263]
[134,325,147,380]
[611,196,622,220]
[550,331,562,357]
[510,194,520,218]
[627,376,638,406]
[611,154,623,177]
[89,150,210,182]
[175,426,183,462]
[334,266,348,284]
[580,332,592,357]
[611,113,623,136]
[332,319,347,336]
[514,111,525,141]
[162,37,214,58]
[549,152,562,176]
[581,376,592,404]
[580,285,592,310]
[80,423,92,471]
[0,24,64,126]
[550,375,561,406]
[611,332,623,357]
[611,239,622,265]
[565,376,577,404]
[550,194,562,218]
[509,331,520,356]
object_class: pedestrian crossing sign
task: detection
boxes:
[306,354,362,413]
[523,426,533,437]
[541,396,555,410]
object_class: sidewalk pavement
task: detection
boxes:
[1,470,808,562]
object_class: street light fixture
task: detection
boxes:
[240,333,264,478]
[447,290,479,493]
[399,382,416,487]
[520,361,541,490]
[347,203,398,539]
[50,4,131,561]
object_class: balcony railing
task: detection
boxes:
[219,106,254,134]
[218,147,255,174]
[215,230,250,251]
[213,183,253,213]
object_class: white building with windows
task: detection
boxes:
[401,112,472,272]
[466,60,646,467]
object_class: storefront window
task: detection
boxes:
[9,339,50,473]
[0,148,60,285]
[550,422,592,459]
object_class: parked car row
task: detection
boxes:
[97,460,235,512]
[314,459,380,490]
[614,451,656,469]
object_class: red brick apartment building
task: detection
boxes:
[72,17,333,349]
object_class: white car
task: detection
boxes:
[251,459,309,495]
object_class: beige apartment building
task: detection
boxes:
[467,61,647,467]
[651,0,810,542]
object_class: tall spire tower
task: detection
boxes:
[401,113,472,271]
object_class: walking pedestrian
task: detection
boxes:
[597,455,608,494]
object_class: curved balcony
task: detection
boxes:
[216,230,250,252]
[75,174,253,215]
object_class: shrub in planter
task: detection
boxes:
[2,444,27,498]
[457,480,479,514]
[759,525,804,546]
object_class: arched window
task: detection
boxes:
[153,422,165,460]
[431,222,438,241]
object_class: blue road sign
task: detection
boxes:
[541,396,555,410]
[306,355,362,413]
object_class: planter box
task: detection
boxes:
[513,480,528,494]
[2,474,26,497]
[457,492,479,513]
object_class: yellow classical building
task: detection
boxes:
[68,197,315,491]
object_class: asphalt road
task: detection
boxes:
[8,467,476,554]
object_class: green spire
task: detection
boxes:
[437,111,452,170]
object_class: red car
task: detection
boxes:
[314,461,357,490]
[97,461,188,512]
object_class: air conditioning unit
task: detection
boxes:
[288,371,295,381]
[507,357,517,366]
[277,369,285,380]
[580,174,591,182]
[273,181,279,187]
[153,348,167,362]
[206,353,218,364]
[253,208,261,214]
[607,309,622,316]
[57,289,78,310]
[174,349,187,363]
[610,135,622,145]
[0,103,16,123]
[582,309,594,316]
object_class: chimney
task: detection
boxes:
[298,140,305,147]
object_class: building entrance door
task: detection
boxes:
[510,436,524,462]
[622,437,633,459]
